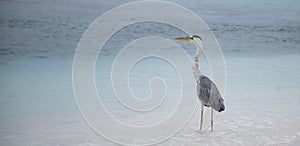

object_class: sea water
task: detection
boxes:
[0,0,299,145]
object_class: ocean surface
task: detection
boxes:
[0,0,300,145]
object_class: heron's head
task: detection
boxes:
[174,35,203,48]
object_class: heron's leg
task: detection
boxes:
[200,104,204,131]
[211,108,213,132]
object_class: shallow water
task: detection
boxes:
[0,0,300,145]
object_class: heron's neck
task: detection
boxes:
[193,42,202,80]
[194,43,202,62]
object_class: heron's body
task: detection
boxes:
[175,35,225,131]
[197,75,225,112]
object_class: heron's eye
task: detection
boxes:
[191,37,194,40]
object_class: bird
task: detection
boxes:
[174,35,225,131]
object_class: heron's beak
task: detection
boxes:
[174,36,192,41]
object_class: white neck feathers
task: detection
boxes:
[192,39,203,80]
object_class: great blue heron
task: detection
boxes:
[174,35,225,131]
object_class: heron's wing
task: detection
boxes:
[197,75,211,106]
[197,75,222,107]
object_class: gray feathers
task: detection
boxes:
[197,75,225,112]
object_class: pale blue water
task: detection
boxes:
[0,0,300,145]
